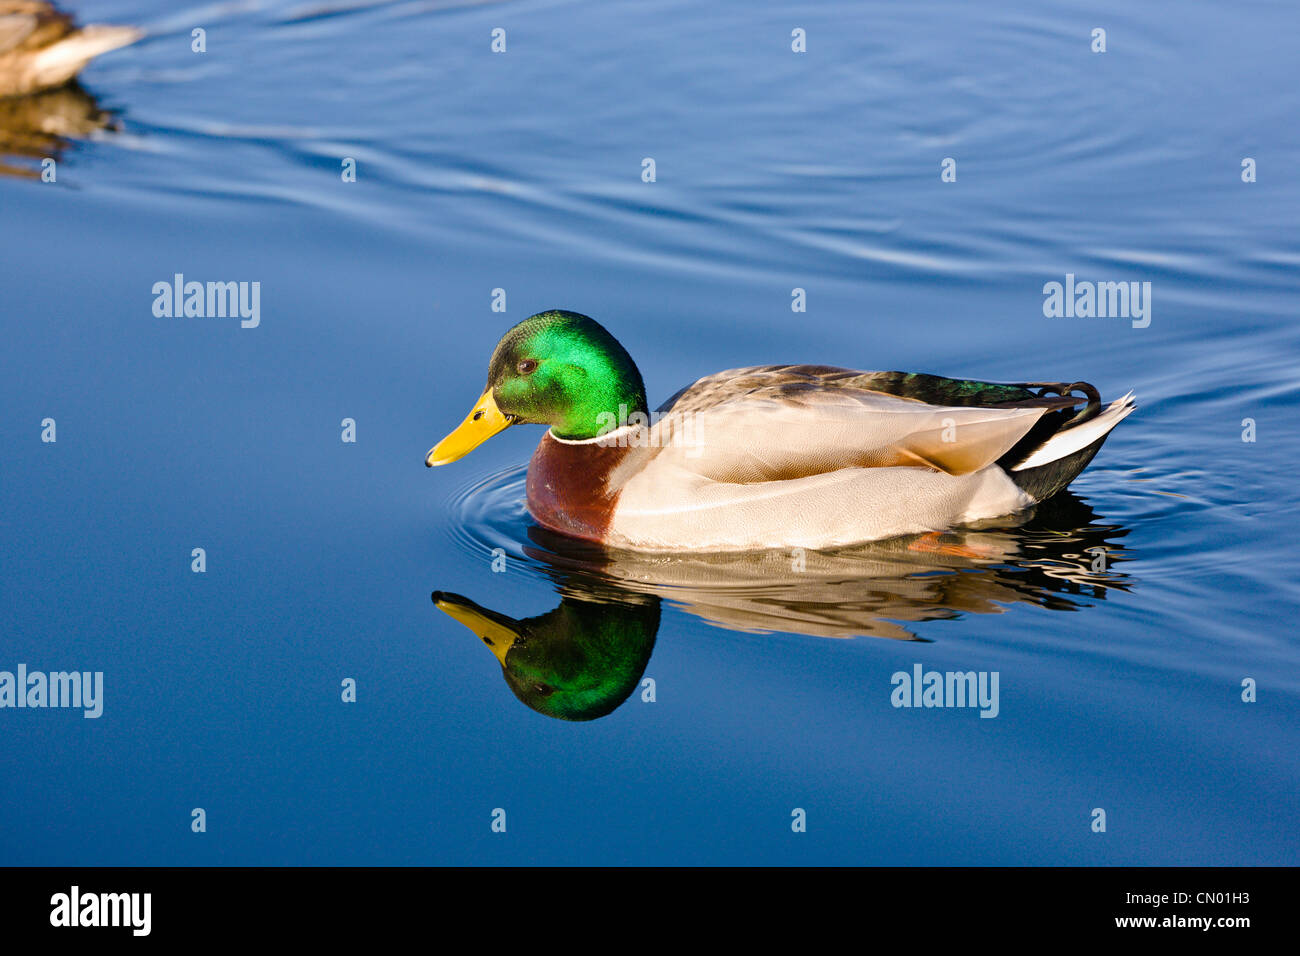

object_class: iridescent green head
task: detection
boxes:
[433,589,660,722]
[426,311,647,465]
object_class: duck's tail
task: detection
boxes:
[1000,390,1136,502]
[27,24,142,92]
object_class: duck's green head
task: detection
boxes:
[433,589,659,721]
[426,310,647,466]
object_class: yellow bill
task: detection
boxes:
[426,388,514,466]
[433,592,520,667]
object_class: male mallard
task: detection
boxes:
[0,2,140,97]
[426,310,1135,551]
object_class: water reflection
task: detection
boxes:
[435,491,1133,720]
[434,588,659,722]
[0,81,117,178]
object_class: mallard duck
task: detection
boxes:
[426,310,1135,551]
[0,2,140,97]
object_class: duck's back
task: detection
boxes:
[598,365,1127,551]
[0,2,139,96]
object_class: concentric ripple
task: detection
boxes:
[442,462,537,566]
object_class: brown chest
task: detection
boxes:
[525,432,629,542]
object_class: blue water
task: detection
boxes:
[2,0,1297,865]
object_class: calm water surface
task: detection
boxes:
[2,0,1298,864]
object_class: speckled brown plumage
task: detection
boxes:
[660,365,1090,416]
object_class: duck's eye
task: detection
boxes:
[517,359,539,375]
[533,683,554,696]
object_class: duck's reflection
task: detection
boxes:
[434,491,1132,720]
[0,81,117,178]
[434,589,659,722]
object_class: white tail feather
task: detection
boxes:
[1012,391,1135,470]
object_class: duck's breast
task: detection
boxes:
[525,431,630,543]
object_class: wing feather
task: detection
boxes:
[650,367,1048,482]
